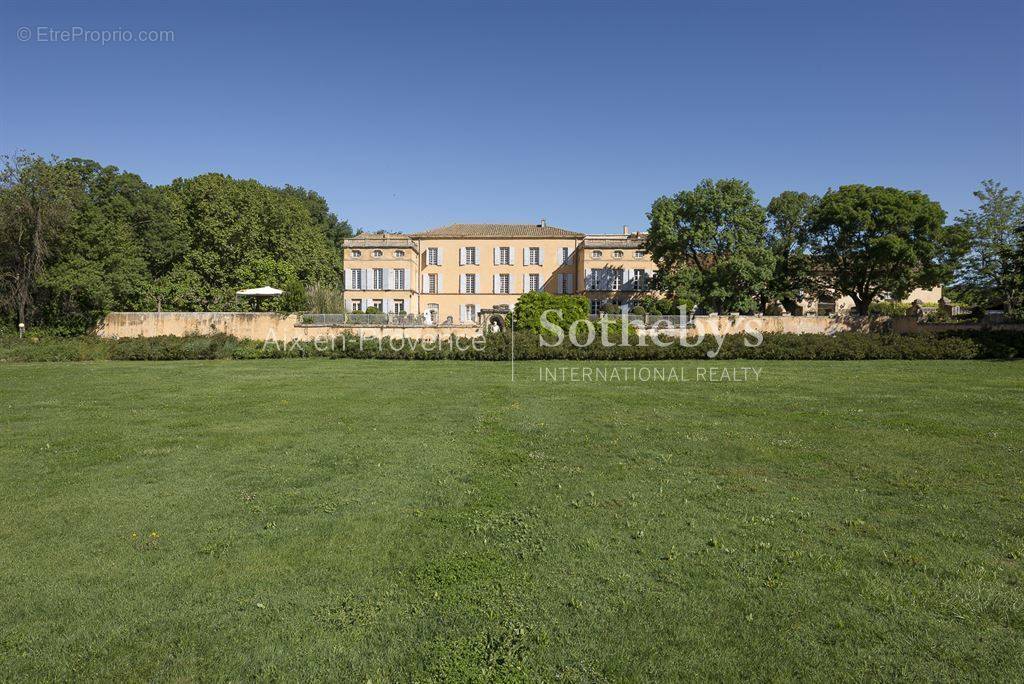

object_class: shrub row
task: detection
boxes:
[1,330,1022,362]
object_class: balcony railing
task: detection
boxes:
[298,313,430,327]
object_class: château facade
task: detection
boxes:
[342,223,657,323]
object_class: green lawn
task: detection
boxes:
[1,359,1022,680]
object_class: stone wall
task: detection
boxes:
[96,311,884,342]
[683,314,871,336]
[95,312,479,341]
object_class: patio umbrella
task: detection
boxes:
[236,286,283,310]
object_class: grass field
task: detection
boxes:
[1,359,1022,680]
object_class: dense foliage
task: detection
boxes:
[765,190,817,314]
[950,180,1024,314]
[810,185,958,314]
[647,179,774,313]
[2,330,1020,363]
[512,291,589,335]
[0,153,349,331]
[644,179,1012,316]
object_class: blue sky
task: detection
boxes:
[2,0,1021,233]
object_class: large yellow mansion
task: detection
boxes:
[342,223,656,323]
[341,222,939,323]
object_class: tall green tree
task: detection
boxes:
[280,185,352,253]
[766,191,818,314]
[34,159,154,330]
[0,153,79,327]
[646,178,774,313]
[810,185,954,315]
[951,180,1024,312]
[159,174,343,310]
[1010,221,1024,316]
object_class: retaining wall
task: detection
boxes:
[95,311,886,342]
[95,312,479,341]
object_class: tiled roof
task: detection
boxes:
[411,223,585,239]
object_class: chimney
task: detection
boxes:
[539,218,547,227]
[622,225,629,235]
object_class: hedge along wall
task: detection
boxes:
[4,330,1022,362]
[96,311,875,343]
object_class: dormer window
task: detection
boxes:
[635,250,644,259]
[592,250,603,258]
[613,250,624,258]
[351,250,362,258]
[372,250,383,258]
[394,249,405,257]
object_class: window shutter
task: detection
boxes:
[437,274,443,293]
[492,274,499,294]
[584,269,592,291]
[493,247,500,265]
[422,273,428,292]
[567,274,575,293]
[404,269,411,290]
[523,247,529,265]
[538,249,543,266]
[384,269,393,290]
[459,247,466,266]
[345,270,352,290]
[383,298,392,314]
[556,274,563,294]
[508,247,515,265]
[459,274,466,294]
[436,248,443,266]
[523,274,529,293]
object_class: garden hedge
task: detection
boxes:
[1,330,1021,362]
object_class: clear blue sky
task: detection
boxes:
[2,0,1021,233]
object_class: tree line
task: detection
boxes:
[645,178,1023,315]
[0,153,351,331]
[2,152,1021,330]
